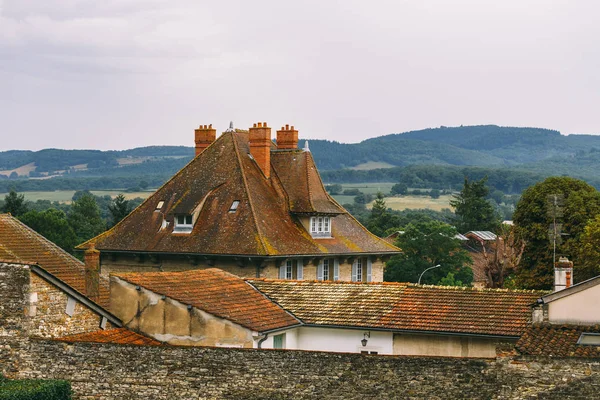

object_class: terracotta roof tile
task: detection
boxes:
[56,328,161,346]
[114,269,300,333]
[81,131,399,257]
[248,279,544,337]
[516,324,600,358]
[0,214,110,308]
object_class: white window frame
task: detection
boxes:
[322,259,330,281]
[229,200,240,213]
[285,260,293,280]
[310,216,331,238]
[173,214,193,233]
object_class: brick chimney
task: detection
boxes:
[194,124,217,156]
[276,124,298,149]
[554,256,574,292]
[84,248,100,302]
[249,122,272,178]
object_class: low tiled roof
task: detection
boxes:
[0,214,110,308]
[517,324,600,358]
[79,131,399,257]
[56,328,161,346]
[114,269,300,333]
[248,279,544,337]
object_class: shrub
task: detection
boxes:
[0,376,71,400]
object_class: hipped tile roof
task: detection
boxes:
[248,279,544,337]
[79,131,398,257]
[113,269,300,333]
[56,328,161,346]
[517,324,600,358]
[0,214,110,308]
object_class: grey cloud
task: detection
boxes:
[1,0,599,150]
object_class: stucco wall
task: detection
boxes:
[110,277,255,347]
[393,333,505,358]
[547,284,600,325]
[296,327,393,354]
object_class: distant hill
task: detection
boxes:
[2,125,600,193]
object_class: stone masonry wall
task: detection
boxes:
[29,273,108,338]
[11,339,600,400]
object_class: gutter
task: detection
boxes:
[91,249,401,259]
[299,323,521,340]
[30,265,122,328]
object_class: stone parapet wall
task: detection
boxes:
[6,338,600,400]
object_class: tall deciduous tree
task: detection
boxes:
[108,194,132,227]
[513,176,600,289]
[68,192,106,244]
[450,177,499,233]
[576,215,600,280]
[384,220,473,285]
[482,224,525,288]
[1,190,29,217]
[19,209,78,253]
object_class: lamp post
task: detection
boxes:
[418,264,441,285]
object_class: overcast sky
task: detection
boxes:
[1,0,599,150]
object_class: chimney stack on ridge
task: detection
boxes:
[276,124,299,149]
[249,122,272,178]
[194,124,217,156]
[84,247,100,303]
[554,256,574,292]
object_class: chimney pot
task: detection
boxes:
[194,123,217,156]
[554,256,574,292]
[249,122,272,178]
[276,124,299,150]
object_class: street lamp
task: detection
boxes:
[418,264,441,285]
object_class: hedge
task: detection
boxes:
[0,375,71,400]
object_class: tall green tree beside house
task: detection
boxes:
[19,209,78,253]
[1,190,28,217]
[513,176,600,289]
[450,177,499,232]
[365,192,399,237]
[384,220,473,285]
[577,215,600,280]
[108,194,132,227]
[68,192,106,244]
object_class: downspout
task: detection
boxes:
[257,333,269,349]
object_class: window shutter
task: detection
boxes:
[297,259,304,280]
[279,265,286,279]
[351,260,358,282]
[333,259,339,281]
[317,260,324,281]
[367,258,373,282]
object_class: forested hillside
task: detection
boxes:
[2,125,600,193]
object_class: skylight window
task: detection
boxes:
[578,333,600,346]
[173,214,193,233]
[155,201,165,210]
[229,200,240,213]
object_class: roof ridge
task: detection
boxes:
[246,277,409,287]
[5,214,85,270]
[304,151,315,212]
[231,133,269,256]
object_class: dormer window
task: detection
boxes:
[173,214,193,233]
[578,333,600,345]
[310,216,331,238]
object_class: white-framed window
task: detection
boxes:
[174,214,193,233]
[322,259,330,281]
[279,259,304,280]
[273,333,286,349]
[355,258,363,281]
[310,216,331,238]
[352,258,373,282]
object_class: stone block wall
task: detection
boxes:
[29,273,107,338]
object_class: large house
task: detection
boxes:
[78,122,399,282]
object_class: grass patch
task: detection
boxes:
[349,161,396,170]
[369,195,454,211]
[0,190,153,203]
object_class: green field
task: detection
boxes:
[369,195,454,211]
[0,190,153,204]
